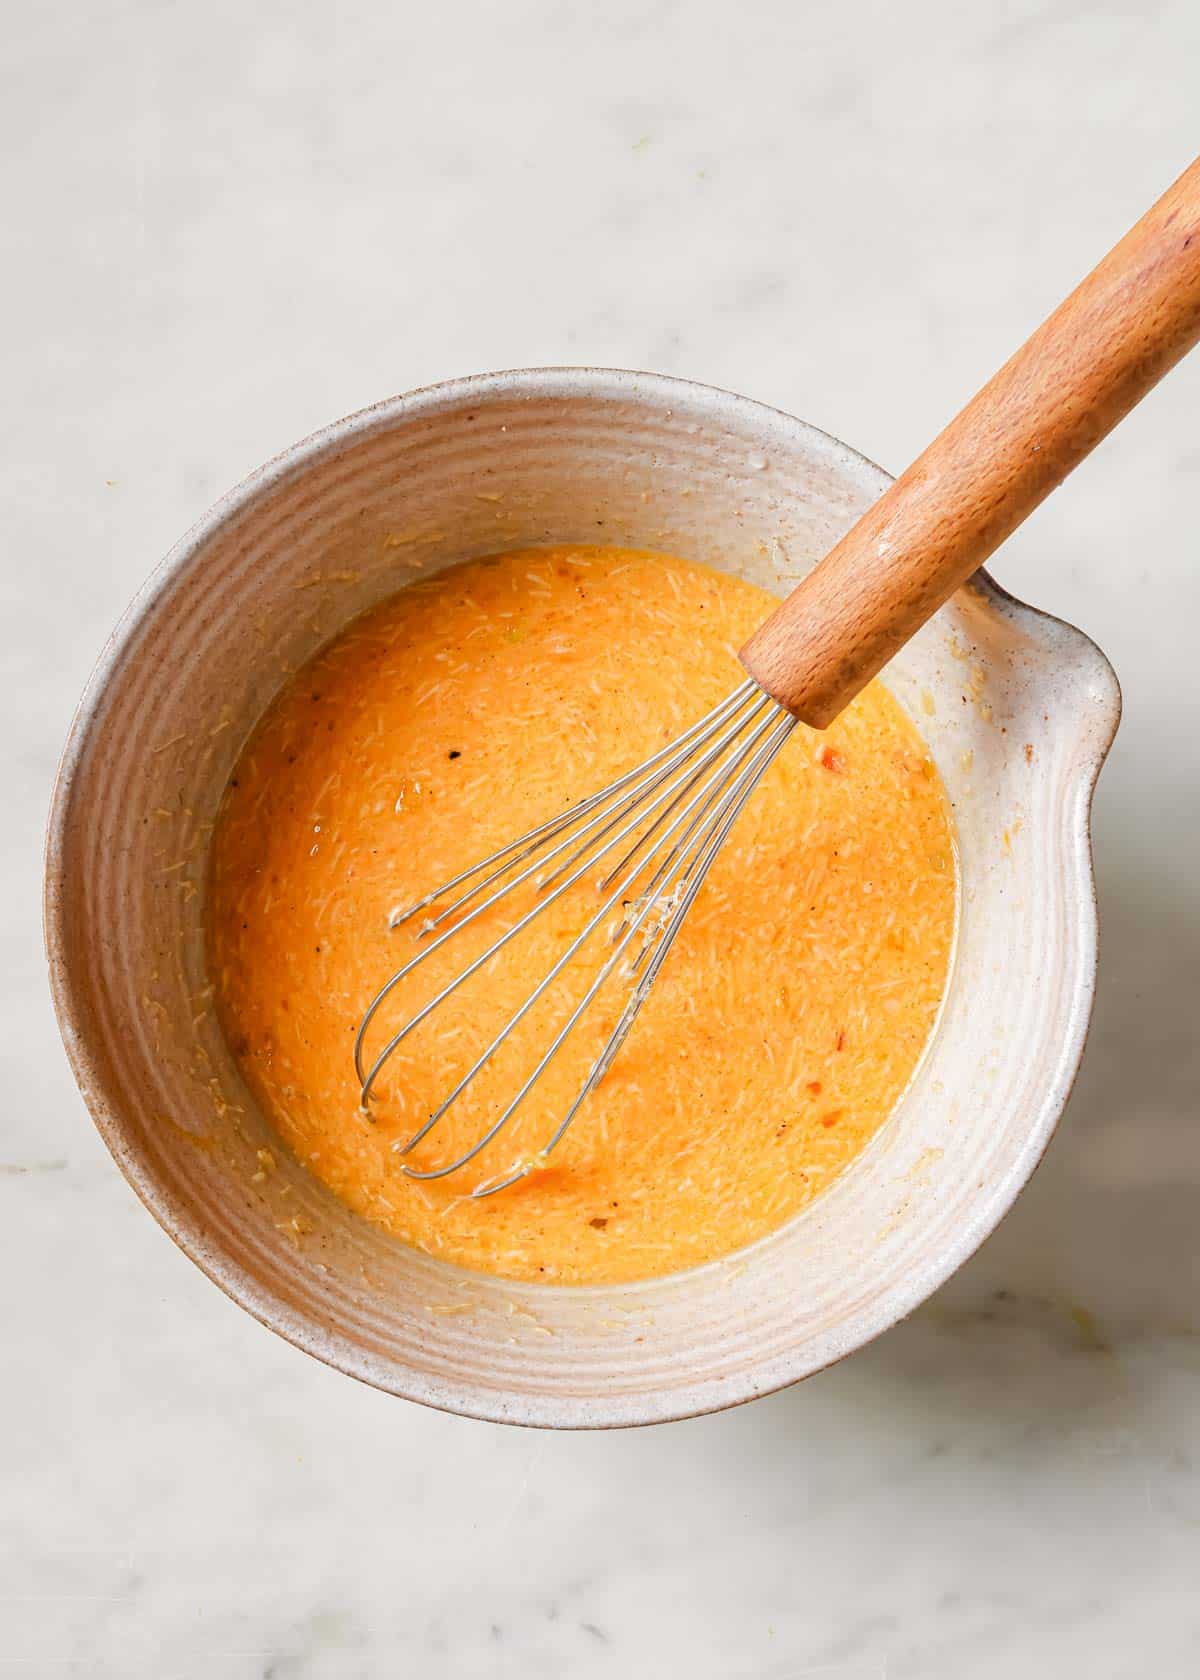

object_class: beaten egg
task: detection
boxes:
[208,546,956,1283]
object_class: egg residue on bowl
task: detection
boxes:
[207,546,956,1284]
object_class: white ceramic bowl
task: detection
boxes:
[45,369,1120,1428]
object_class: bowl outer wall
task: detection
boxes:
[44,368,1121,1427]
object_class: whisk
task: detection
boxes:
[355,677,796,1193]
[356,156,1200,1194]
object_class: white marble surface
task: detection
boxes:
[5,1,1200,1672]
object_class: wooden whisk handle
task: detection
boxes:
[739,155,1200,727]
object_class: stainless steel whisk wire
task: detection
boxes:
[354,678,795,1195]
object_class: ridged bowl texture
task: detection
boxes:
[45,370,1120,1427]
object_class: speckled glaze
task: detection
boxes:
[44,369,1120,1429]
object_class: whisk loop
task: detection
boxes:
[354,677,795,1194]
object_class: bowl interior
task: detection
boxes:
[46,370,1119,1426]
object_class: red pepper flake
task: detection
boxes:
[589,1216,608,1230]
[819,746,848,774]
[835,1028,846,1051]
[821,1110,844,1129]
[806,1079,822,1095]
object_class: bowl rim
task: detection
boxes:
[43,366,1122,1428]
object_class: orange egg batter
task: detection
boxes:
[208,547,955,1284]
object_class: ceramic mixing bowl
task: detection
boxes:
[45,369,1120,1427]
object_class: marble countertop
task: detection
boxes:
[6,1,1199,1673]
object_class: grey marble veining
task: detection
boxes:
[4,0,1199,1673]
